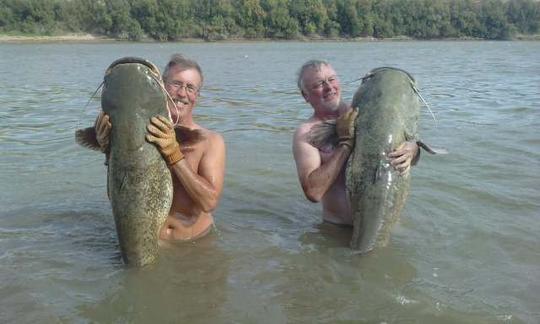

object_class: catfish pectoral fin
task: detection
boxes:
[175,126,205,146]
[417,140,447,155]
[75,127,101,151]
[307,120,339,149]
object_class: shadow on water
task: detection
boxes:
[0,205,234,323]
[76,234,231,323]
[288,222,525,324]
[299,222,353,250]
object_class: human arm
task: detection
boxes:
[293,111,357,202]
[293,135,352,203]
[293,109,358,202]
[169,133,225,212]
[146,115,225,212]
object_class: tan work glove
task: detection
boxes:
[336,109,358,149]
[145,115,184,166]
[94,111,111,153]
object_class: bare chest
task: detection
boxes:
[179,143,205,172]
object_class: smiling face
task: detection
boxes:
[300,64,342,114]
[164,65,202,124]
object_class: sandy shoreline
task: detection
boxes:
[1,33,538,43]
[0,33,405,43]
[0,34,116,43]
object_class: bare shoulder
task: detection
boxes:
[204,129,224,145]
[293,118,324,181]
[197,128,225,180]
[198,128,225,154]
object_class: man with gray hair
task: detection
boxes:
[95,54,226,241]
[292,60,419,225]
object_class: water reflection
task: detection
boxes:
[299,222,353,251]
[79,235,230,323]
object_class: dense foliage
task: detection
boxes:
[0,0,538,40]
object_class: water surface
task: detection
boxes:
[0,41,539,323]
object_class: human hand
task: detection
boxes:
[145,115,184,166]
[336,109,358,149]
[94,111,111,153]
[388,141,419,175]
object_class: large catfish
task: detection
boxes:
[347,67,422,253]
[308,67,432,254]
[76,57,173,266]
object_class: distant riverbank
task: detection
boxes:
[0,33,114,43]
[1,33,539,44]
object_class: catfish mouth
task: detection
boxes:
[362,67,416,85]
[104,56,174,123]
[105,57,161,79]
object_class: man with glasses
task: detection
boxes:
[95,54,226,241]
[292,60,419,226]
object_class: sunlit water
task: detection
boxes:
[0,41,539,323]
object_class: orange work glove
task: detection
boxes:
[145,115,184,166]
[335,109,358,149]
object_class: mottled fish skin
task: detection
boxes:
[75,58,209,266]
[347,67,420,253]
[73,57,172,267]
[102,58,173,267]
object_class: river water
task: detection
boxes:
[0,41,538,323]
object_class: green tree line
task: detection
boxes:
[0,0,538,40]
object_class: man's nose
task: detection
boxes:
[322,80,332,91]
